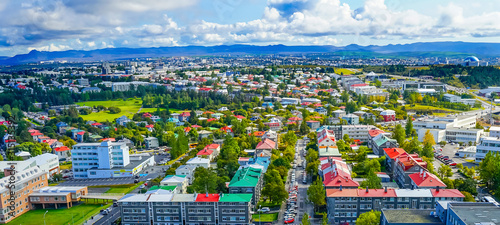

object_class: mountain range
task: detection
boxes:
[1,42,500,65]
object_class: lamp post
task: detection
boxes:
[43,210,48,225]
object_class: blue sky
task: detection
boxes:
[0,0,500,56]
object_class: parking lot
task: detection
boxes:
[433,143,476,179]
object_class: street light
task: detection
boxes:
[43,210,48,225]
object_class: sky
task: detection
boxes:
[0,0,500,56]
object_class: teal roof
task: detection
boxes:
[149,185,177,191]
[219,194,253,202]
[374,134,396,147]
[228,167,261,188]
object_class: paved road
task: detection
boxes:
[94,206,120,225]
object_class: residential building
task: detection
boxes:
[381,110,396,122]
[0,167,48,223]
[175,165,197,184]
[319,146,341,157]
[53,146,71,161]
[186,157,211,168]
[321,158,359,189]
[116,115,132,126]
[228,167,263,205]
[160,175,189,193]
[490,126,500,137]
[383,148,408,175]
[409,170,446,189]
[394,153,428,188]
[369,130,398,156]
[118,193,252,225]
[326,188,464,224]
[343,114,360,125]
[306,120,321,130]
[144,137,159,149]
[71,141,154,179]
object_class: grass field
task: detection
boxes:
[407,105,459,113]
[8,203,109,225]
[252,212,278,222]
[76,98,155,122]
[335,68,360,75]
[90,182,145,194]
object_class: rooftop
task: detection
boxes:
[382,209,442,224]
[218,193,253,202]
[449,202,500,225]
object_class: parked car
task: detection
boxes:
[258,207,270,213]
[284,218,295,224]
[449,162,457,166]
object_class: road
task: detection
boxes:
[276,138,315,224]
[94,206,120,225]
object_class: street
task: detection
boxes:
[94,205,120,225]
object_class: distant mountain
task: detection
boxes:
[1,42,500,65]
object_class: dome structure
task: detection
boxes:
[464,56,480,62]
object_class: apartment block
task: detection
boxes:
[119,193,252,225]
[326,188,464,224]
[475,136,500,162]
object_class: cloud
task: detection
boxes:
[2,0,500,56]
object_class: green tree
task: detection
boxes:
[461,191,476,202]
[360,170,382,189]
[307,178,326,211]
[438,165,453,179]
[394,124,406,146]
[301,213,311,225]
[356,210,381,225]
[405,116,414,137]
[454,178,478,195]
[190,167,218,193]
[262,169,288,204]
[300,120,310,135]
[478,152,500,196]
[322,213,328,225]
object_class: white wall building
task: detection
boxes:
[476,137,500,162]
[71,141,153,179]
[0,153,59,177]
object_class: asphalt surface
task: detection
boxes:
[433,144,471,180]
[94,206,120,225]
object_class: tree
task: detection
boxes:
[478,152,500,196]
[300,120,310,135]
[405,116,414,137]
[454,178,478,195]
[461,191,476,202]
[356,210,381,225]
[301,213,311,225]
[322,213,328,225]
[262,169,288,204]
[438,165,453,179]
[360,170,382,189]
[423,130,436,146]
[307,178,326,211]
[394,124,406,146]
[190,167,218,193]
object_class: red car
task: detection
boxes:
[285,218,295,224]
[449,162,457,166]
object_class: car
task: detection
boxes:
[455,152,460,156]
[284,218,295,224]
[102,210,109,215]
[449,162,457,166]
[258,207,270,213]
[113,202,118,207]
[139,184,146,189]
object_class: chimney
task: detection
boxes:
[339,185,342,191]
[206,192,209,197]
[393,148,396,152]
[436,186,440,192]
[385,187,388,193]
[411,185,414,190]
[423,171,426,178]
[366,186,369,193]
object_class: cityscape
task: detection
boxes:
[0,1,500,225]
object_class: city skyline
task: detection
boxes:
[1,0,500,56]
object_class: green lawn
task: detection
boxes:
[90,182,144,194]
[407,104,459,113]
[76,98,156,122]
[8,203,110,225]
[252,212,278,222]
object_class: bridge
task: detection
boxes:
[82,193,125,204]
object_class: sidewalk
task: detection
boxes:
[82,212,103,225]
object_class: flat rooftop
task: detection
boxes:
[451,204,500,225]
[383,209,442,224]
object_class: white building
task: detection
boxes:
[342,125,377,143]
[476,136,500,162]
[144,137,159,149]
[417,129,446,143]
[489,126,500,138]
[185,157,210,169]
[445,128,484,144]
[71,141,154,179]
[0,153,59,177]
[414,115,477,143]
[175,165,197,184]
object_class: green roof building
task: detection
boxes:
[228,167,263,205]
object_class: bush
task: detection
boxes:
[109,107,122,114]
